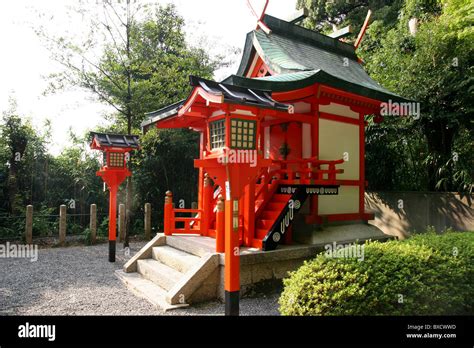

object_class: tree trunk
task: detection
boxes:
[124,0,133,248]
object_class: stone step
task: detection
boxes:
[137,259,182,291]
[166,236,213,257]
[152,245,201,273]
[115,270,188,311]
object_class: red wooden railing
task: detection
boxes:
[173,208,202,234]
[273,157,344,183]
[163,157,344,249]
[163,173,222,237]
[254,157,344,217]
[163,191,203,235]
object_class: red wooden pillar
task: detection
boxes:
[225,197,240,316]
[243,181,255,246]
[108,185,118,262]
[197,132,206,227]
[164,191,173,236]
[201,173,213,236]
[215,195,225,252]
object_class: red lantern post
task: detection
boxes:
[89,132,140,262]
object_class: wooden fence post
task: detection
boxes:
[90,204,97,244]
[59,205,66,246]
[118,203,125,242]
[144,203,151,240]
[25,205,33,244]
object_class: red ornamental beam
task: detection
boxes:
[354,9,372,49]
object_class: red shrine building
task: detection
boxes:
[141,13,409,252]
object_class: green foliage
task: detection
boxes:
[131,218,144,235]
[0,103,48,215]
[97,217,109,237]
[133,127,199,228]
[365,116,428,190]
[362,0,473,192]
[403,0,442,19]
[279,232,474,315]
[32,207,56,237]
[1,3,219,240]
[82,228,93,245]
[300,0,473,192]
[296,0,404,34]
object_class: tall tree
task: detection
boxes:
[37,1,219,244]
[0,100,50,215]
[2,106,29,215]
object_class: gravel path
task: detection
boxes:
[0,241,280,316]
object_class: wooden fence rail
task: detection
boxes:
[22,203,154,244]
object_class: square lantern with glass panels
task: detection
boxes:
[108,152,125,168]
[209,119,226,149]
[230,119,256,150]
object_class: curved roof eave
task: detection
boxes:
[140,99,185,129]
[225,70,414,104]
[236,32,255,77]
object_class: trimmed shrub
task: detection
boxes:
[279,232,473,315]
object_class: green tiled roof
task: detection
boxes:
[143,13,412,131]
[229,15,410,103]
[224,69,409,103]
[256,70,317,81]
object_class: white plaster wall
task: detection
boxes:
[233,109,256,116]
[318,104,360,215]
[319,102,359,119]
[210,110,225,117]
[318,118,359,180]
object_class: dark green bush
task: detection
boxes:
[97,217,109,237]
[82,228,93,245]
[279,232,473,315]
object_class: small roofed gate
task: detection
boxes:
[141,13,412,251]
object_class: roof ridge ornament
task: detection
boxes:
[246,0,272,34]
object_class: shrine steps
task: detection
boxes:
[118,226,393,309]
[252,193,292,249]
[116,234,219,311]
